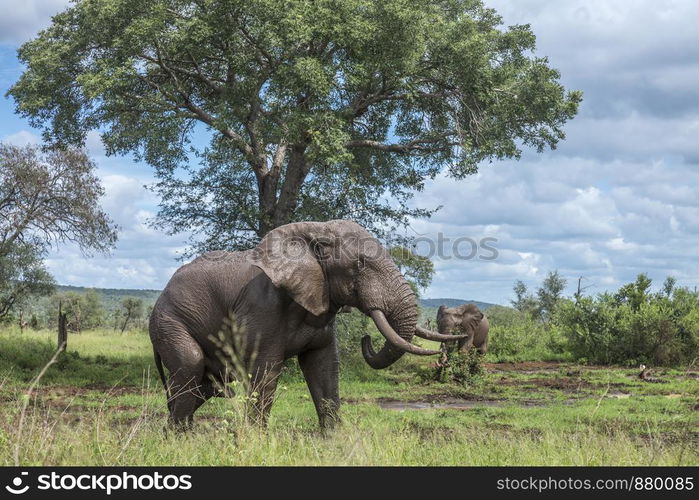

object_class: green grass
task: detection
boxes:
[0,328,697,465]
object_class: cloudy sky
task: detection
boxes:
[1,0,699,304]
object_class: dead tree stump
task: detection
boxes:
[57,302,68,352]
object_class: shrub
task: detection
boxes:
[486,306,568,362]
[436,348,484,385]
[554,276,699,366]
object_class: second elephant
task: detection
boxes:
[436,303,490,354]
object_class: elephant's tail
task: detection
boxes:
[153,348,170,401]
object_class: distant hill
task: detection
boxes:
[419,298,498,310]
[55,287,497,312]
[56,285,161,299]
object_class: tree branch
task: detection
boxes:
[344,138,456,154]
[144,42,258,166]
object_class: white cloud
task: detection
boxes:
[0,0,71,44]
[410,149,699,303]
[2,129,40,146]
[44,169,192,290]
[85,130,107,157]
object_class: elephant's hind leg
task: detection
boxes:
[157,325,209,429]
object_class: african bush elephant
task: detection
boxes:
[435,303,490,354]
[149,220,463,429]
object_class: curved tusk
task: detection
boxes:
[369,310,440,356]
[415,325,469,342]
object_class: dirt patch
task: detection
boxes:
[378,398,500,410]
[32,385,143,398]
[483,361,564,373]
[607,391,631,399]
[376,397,545,411]
[495,375,596,392]
[639,430,699,446]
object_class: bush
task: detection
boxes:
[486,306,568,362]
[434,348,484,385]
[554,277,699,366]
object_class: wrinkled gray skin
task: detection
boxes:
[150,220,449,429]
[436,303,490,354]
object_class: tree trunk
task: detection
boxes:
[271,145,311,229]
[120,311,132,333]
[57,303,68,352]
[258,174,278,237]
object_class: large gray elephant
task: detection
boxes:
[435,303,490,354]
[149,220,463,429]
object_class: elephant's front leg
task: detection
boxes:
[457,332,474,352]
[298,338,340,431]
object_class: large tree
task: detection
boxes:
[0,241,54,320]
[0,143,118,319]
[390,246,434,294]
[9,0,580,252]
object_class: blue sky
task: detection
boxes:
[2,0,699,305]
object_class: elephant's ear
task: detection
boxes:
[460,305,484,329]
[248,224,329,316]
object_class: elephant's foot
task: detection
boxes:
[317,398,341,435]
[166,415,195,433]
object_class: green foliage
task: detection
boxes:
[0,241,55,321]
[537,270,567,320]
[500,273,698,365]
[430,348,484,385]
[22,285,159,331]
[554,275,699,366]
[614,273,652,311]
[661,276,677,298]
[390,246,434,295]
[511,280,538,317]
[9,0,580,251]
[49,289,105,332]
[118,297,146,332]
[486,305,569,362]
[511,271,567,321]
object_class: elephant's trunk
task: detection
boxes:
[361,271,435,369]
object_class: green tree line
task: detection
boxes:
[486,272,699,366]
[14,290,152,333]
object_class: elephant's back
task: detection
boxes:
[154,250,256,331]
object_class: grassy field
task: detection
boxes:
[0,327,697,466]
